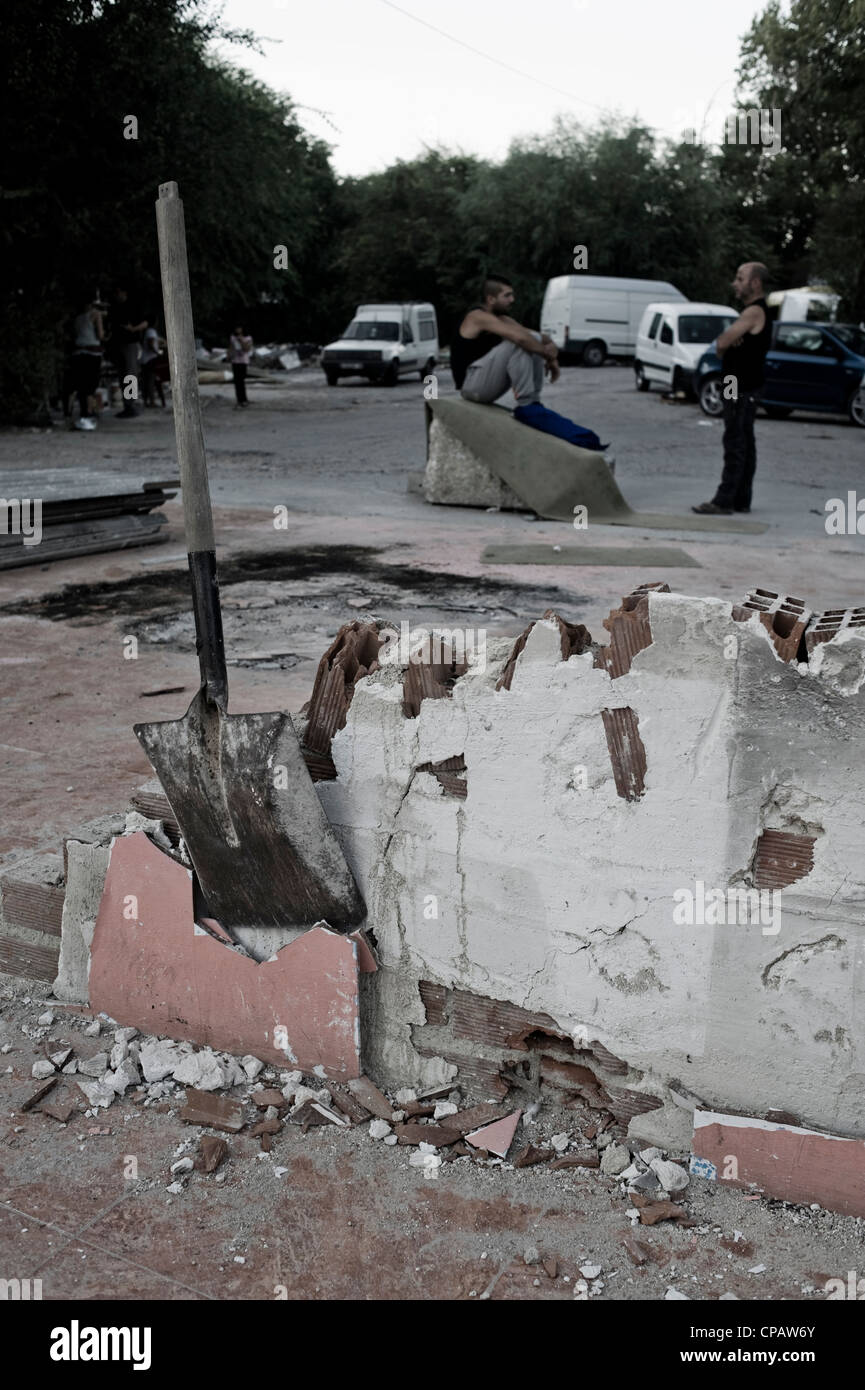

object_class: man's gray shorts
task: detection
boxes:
[461,336,544,406]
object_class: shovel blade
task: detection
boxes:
[134,691,365,930]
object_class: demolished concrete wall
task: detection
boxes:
[312,587,865,1145]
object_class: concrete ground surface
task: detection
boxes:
[1,365,863,1305]
[1,364,862,858]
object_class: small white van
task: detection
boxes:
[540,275,686,365]
[321,303,438,386]
[634,301,737,394]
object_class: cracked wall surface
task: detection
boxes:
[310,586,865,1140]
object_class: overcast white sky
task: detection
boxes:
[215,0,769,176]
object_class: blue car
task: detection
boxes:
[694,321,865,427]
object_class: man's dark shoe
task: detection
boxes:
[692,501,733,515]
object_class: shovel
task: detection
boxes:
[134,181,365,932]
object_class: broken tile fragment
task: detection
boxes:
[20,1077,58,1112]
[329,1090,369,1125]
[196,1135,228,1172]
[179,1087,244,1134]
[513,1144,552,1169]
[41,1099,75,1124]
[465,1110,522,1159]
[441,1102,509,1134]
[347,1075,393,1120]
[543,1258,558,1279]
[79,1052,110,1078]
[550,1152,600,1170]
[394,1122,460,1148]
[291,1100,348,1129]
[620,1233,653,1266]
[629,1193,688,1225]
[250,1117,281,1136]
[252,1088,288,1110]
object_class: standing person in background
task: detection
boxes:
[71,293,104,431]
[110,286,148,418]
[140,318,166,407]
[693,262,771,515]
[228,325,253,408]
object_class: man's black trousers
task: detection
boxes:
[714,391,760,510]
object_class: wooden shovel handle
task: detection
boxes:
[156,180,228,708]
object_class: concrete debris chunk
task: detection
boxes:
[550,1133,570,1153]
[196,1135,228,1172]
[394,1088,417,1104]
[109,1042,128,1069]
[650,1158,690,1194]
[140,1038,185,1083]
[347,1075,393,1120]
[639,1147,663,1163]
[50,1049,72,1068]
[37,1010,55,1026]
[600,1142,631,1175]
[166,1182,184,1195]
[111,1057,141,1095]
[172,1050,227,1092]
[628,1168,661,1192]
[369,1120,392,1140]
[84,1020,101,1037]
[665,1287,689,1300]
[79,1052,110,1078]
[242,1055,265,1081]
[114,1027,138,1044]
[580,1263,602,1279]
[433,1101,458,1120]
[222,1055,247,1088]
[409,1150,442,1172]
[77,1078,117,1109]
[179,1087,245,1133]
[523,1246,540,1265]
[289,1085,318,1113]
[31,1059,56,1080]
[170,1156,194,1173]
[62,1060,78,1075]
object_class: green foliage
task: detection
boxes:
[1,0,339,416]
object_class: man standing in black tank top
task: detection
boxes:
[693,262,771,515]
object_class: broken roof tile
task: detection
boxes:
[180,1087,245,1134]
[752,829,816,889]
[347,1075,393,1120]
[465,1110,522,1158]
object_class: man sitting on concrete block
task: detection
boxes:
[451,274,608,451]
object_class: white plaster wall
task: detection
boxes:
[317,595,865,1137]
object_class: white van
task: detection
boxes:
[540,275,686,365]
[321,303,438,386]
[634,301,737,394]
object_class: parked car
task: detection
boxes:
[694,322,865,427]
[540,275,685,365]
[321,303,438,386]
[634,301,737,395]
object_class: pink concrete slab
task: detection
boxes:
[692,1109,865,1218]
[88,832,361,1078]
[349,928,378,973]
[465,1110,522,1158]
